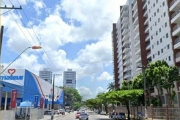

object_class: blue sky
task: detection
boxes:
[1,0,126,100]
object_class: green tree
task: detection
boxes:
[107,82,115,91]
[63,87,82,109]
[106,89,143,120]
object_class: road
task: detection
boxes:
[41,110,110,120]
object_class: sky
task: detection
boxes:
[1,0,126,101]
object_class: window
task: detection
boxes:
[169,56,171,61]
[167,44,170,49]
[158,18,160,22]
[166,33,169,38]
[155,22,157,26]
[161,49,163,53]
[159,28,161,32]
[156,31,158,35]
[164,12,166,17]
[156,0,158,3]
[163,2,165,6]
[157,41,159,45]
[153,54,155,58]
[160,38,162,43]
[152,45,154,49]
[154,12,156,16]
[148,1,150,4]
[153,3,155,7]
[165,22,167,27]
[151,35,153,40]
[157,8,159,13]
[158,51,160,55]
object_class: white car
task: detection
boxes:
[100,111,106,115]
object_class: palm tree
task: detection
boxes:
[107,82,115,91]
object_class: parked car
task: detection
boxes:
[44,110,55,115]
[100,111,106,115]
[58,109,65,115]
[75,111,81,119]
[79,113,89,120]
[116,112,126,120]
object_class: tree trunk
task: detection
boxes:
[125,101,130,120]
[156,87,162,106]
[105,105,108,114]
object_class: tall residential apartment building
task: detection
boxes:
[63,69,76,89]
[112,0,180,89]
[39,68,52,83]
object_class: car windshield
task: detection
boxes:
[80,113,88,116]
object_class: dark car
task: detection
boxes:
[44,110,55,115]
[79,113,89,120]
[116,112,126,120]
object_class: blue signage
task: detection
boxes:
[34,95,39,108]
[44,99,48,108]
[0,75,23,80]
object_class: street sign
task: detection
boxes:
[10,89,17,108]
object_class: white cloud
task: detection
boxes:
[1,0,126,85]
[95,87,105,95]
[77,86,93,101]
[97,71,113,81]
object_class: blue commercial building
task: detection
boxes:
[0,69,64,110]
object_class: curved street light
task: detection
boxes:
[1,45,42,74]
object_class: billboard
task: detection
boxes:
[1,69,25,86]
[10,89,18,108]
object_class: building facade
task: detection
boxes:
[39,68,52,84]
[63,69,76,89]
[1,69,64,110]
[112,0,180,107]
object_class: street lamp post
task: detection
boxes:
[137,65,149,119]
[51,74,61,120]
[1,46,42,74]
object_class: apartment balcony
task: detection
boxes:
[136,55,141,63]
[133,17,138,25]
[144,17,148,25]
[133,24,139,32]
[122,40,129,47]
[121,5,128,14]
[123,53,130,60]
[123,47,130,53]
[145,34,150,41]
[170,0,180,12]
[121,10,128,18]
[145,26,149,33]
[124,73,131,79]
[135,39,140,47]
[143,9,148,17]
[143,0,147,9]
[122,29,128,35]
[122,34,129,42]
[147,51,151,58]
[132,0,137,11]
[134,32,139,40]
[175,52,180,63]
[132,0,136,5]
[135,48,140,55]
[174,37,180,49]
[123,59,131,66]
[171,9,180,23]
[136,67,142,74]
[146,43,150,50]
[133,9,138,18]
[122,23,128,29]
[172,23,180,36]
[122,17,128,23]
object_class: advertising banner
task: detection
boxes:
[44,99,48,108]
[34,95,39,108]
[10,89,18,108]
[40,97,44,108]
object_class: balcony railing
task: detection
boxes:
[172,8,180,19]
[170,0,177,7]
[174,37,180,45]
[173,23,180,32]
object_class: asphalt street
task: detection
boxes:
[40,110,110,120]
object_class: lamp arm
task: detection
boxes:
[1,47,31,74]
